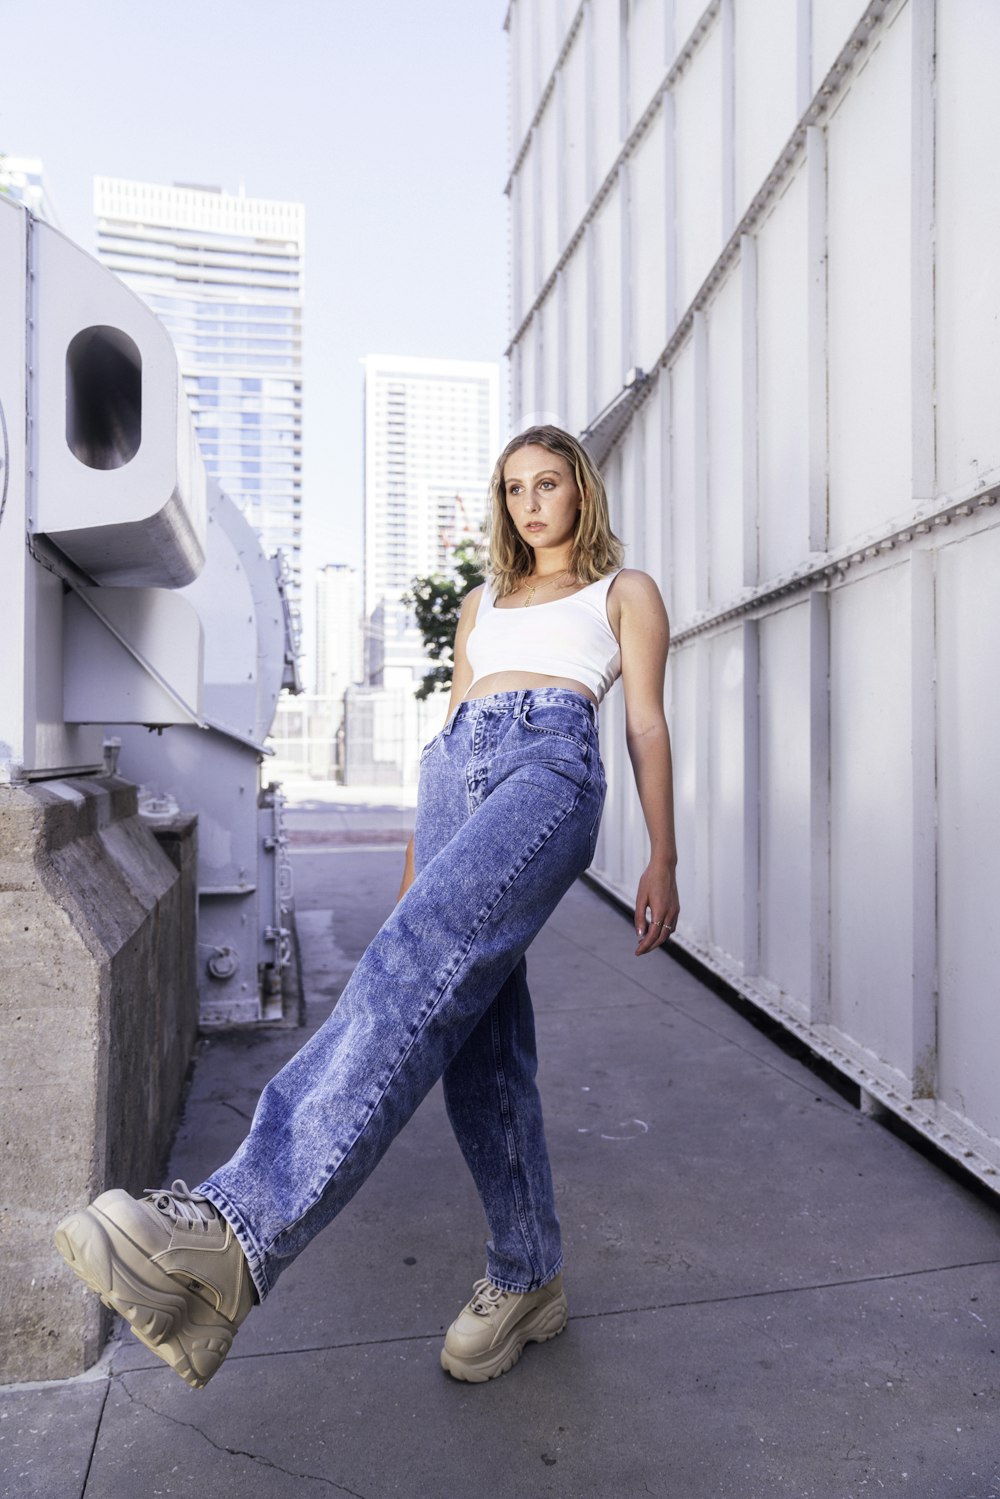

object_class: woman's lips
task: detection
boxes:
[525,522,546,531]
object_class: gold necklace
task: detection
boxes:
[518,570,576,607]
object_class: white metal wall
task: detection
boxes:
[506,0,1000,1186]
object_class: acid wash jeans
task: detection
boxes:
[198,688,607,1302]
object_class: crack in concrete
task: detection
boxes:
[78,1378,110,1499]
[105,1376,370,1498]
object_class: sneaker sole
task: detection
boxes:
[439,1292,568,1383]
[54,1206,237,1389]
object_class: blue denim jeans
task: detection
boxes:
[198,688,606,1302]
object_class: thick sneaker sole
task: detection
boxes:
[439,1290,568,1383]
[54,1204,237,1390]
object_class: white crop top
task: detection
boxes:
[466,569,623,705]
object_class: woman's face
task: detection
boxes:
[502,444,582,554]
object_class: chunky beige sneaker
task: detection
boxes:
[54,1180,255,1389]
[440,1272,568,1383]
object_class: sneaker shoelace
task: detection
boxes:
[469,1278,509,1317]
[144,1179,217,1232]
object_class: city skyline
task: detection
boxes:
[0,0,509,669]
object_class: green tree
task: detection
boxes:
[404,538,484,701]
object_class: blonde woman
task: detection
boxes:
[55,425,680,1389]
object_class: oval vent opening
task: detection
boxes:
[66,325,142,470]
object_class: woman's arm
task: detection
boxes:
[614,570,680,956]
[397,585,484,901]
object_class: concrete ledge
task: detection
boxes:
[0,777,198,1383]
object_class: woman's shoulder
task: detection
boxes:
[607,568,664,604]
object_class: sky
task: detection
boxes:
[0,0,510,661]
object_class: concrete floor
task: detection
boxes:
[4,804,1000,1499]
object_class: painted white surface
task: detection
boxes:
[708,625,745,960]
[674,18,724,312]
[756,167,810,583]
[733,0,799,223]
[564,245,589,432]
[628,0,669,125]
[935,0,1000,497]
[593,182,624,413]
[936,526,1000,1139]
[706,266,743,605]
[562,24,589,233]
[826,7,912,549]
[810,0,867,94]
[758,601,813,1003]
[829,564,913,1071]
[630,117,670,375]
[509,0,1000,1183]
[591,0,623,185]
[669,340,698,623]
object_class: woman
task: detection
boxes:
[54,425,680,1390]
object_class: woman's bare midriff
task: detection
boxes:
[463,672,599,709]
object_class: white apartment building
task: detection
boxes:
[507,1,1000,1186]
[316,562,364,699]
[94,177,304,597]
[362,354,500,683]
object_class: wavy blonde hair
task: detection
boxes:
[486,425,624,600]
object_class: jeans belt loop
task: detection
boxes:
[514,689,527,718]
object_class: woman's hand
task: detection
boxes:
[633,859,680,956]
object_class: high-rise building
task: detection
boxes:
[94,176,304,597]
[0,156,60,225]
[362,354,500,684]
[315,562,363,699]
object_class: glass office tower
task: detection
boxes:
[94,177,304,598]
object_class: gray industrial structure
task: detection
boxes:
[0,193,299,1381]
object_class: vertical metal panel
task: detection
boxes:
[515,150,537,325]
[733,0,799,224]
[627,0,669,124]
[673,17,724,311]
[564,245,589,431]
[756,167,810,582]
[936,523,1000,1137]
[827,6,912,548]
[539,291,561,421]
[669,340,698,622]
[669,641,705,930]
[630,115,669,374]
[592,180,624,410]
[829,563,914,1074]
[934,0,1000,495]
[706,267,743,606]
[516,316,536,424]
[537,98,561,280]
[538,0,566,82]
[592,0,624,183]
[758,601,814,1010]
[707,624,746,960]
[562,21,590,231]
[805,126,829,553]
[692,311,710,613]
[810,0,871,92]
[675,0,712,53]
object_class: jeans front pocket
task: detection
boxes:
[519,698,595,746]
